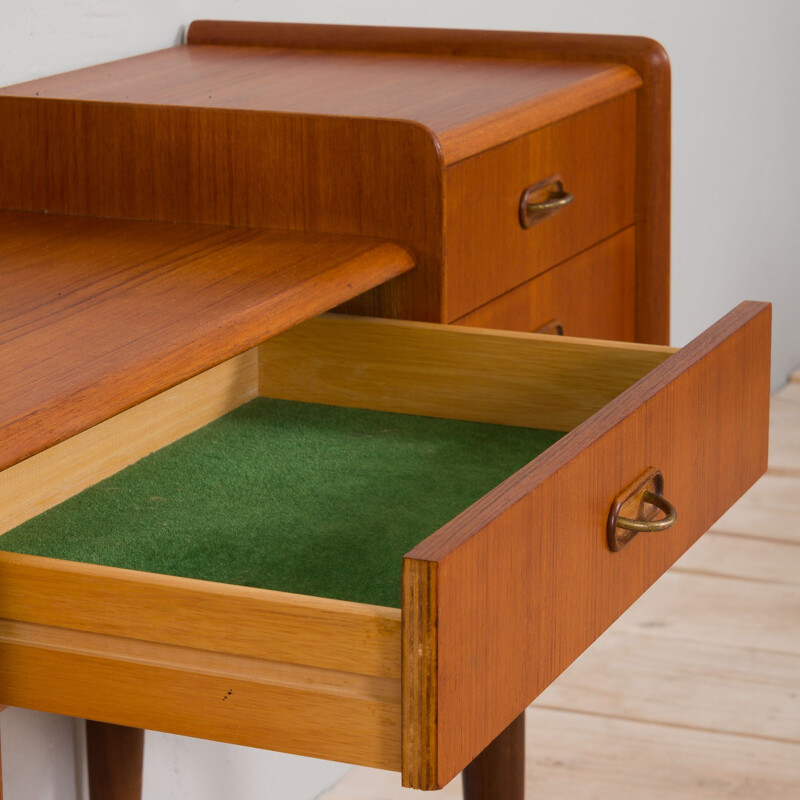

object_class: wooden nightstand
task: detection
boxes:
[0,21,769,800]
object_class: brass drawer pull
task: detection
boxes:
[607,468,677,552]
[519,176,574,228]
[533,318,564,336]
[616,490,677,532]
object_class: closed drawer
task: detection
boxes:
[453,226,636,341]
[0,303,770,789]
[444,93,636,321]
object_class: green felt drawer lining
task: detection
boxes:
[0,398,564,608]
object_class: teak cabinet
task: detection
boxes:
[0,20,770,799]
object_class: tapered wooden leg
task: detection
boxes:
[462,711,525,800]
[86,721,144,800]
[0,709,4,800]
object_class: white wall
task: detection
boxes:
[1,2,798,798]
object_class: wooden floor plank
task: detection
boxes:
[712,472,800,545]
[767,393,800,474]
[535,629,800,743]
[523,709,800,800]
[776,381,800,403]
[320,708,800,799]
[674,532,800,585]
[615,571,800,656]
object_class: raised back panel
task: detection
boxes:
[0,99,443,320]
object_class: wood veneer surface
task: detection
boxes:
[186,20,670,343]
[0,23,662,332]
[0,44,639,166]
[0,210,414,472]
[443,94,636,320]
[85,722,143,800]
[402,302,771,788]
[454,227,636,340]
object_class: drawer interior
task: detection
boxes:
[0,313,684,770]
[0,396,562,608]
[0,314,674,610]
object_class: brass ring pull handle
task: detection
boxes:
[519,177,574,228]
[615,490,677,533]
[526,190,574,214]
[607,468,677,552]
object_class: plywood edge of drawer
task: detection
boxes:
[0,552,401,680]
[401,301,771,788]
[0,617,401,770]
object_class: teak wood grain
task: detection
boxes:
[401,302,770,788]
[454,227,636,341]
[186,20,671,343]
[0,22,666,340]
[0,23,679,791]
[0,44,639,167]
[444,96,636,320]
[85,722,144,800]
[0,211,413,472]
[0,99,442,321]
[0,306,771,786]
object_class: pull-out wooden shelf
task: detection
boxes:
[0,210,414,472]
[0,298,770,788]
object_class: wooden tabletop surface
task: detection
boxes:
[0,44,640,164]
[0,210,414,472]
[0,44,631,132]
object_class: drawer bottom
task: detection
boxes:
[0,398,562,609]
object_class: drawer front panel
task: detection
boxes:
[453,226,636,341]
[444,93,636,321]
[403,302,771,788]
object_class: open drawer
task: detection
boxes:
[0,305,770,790]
